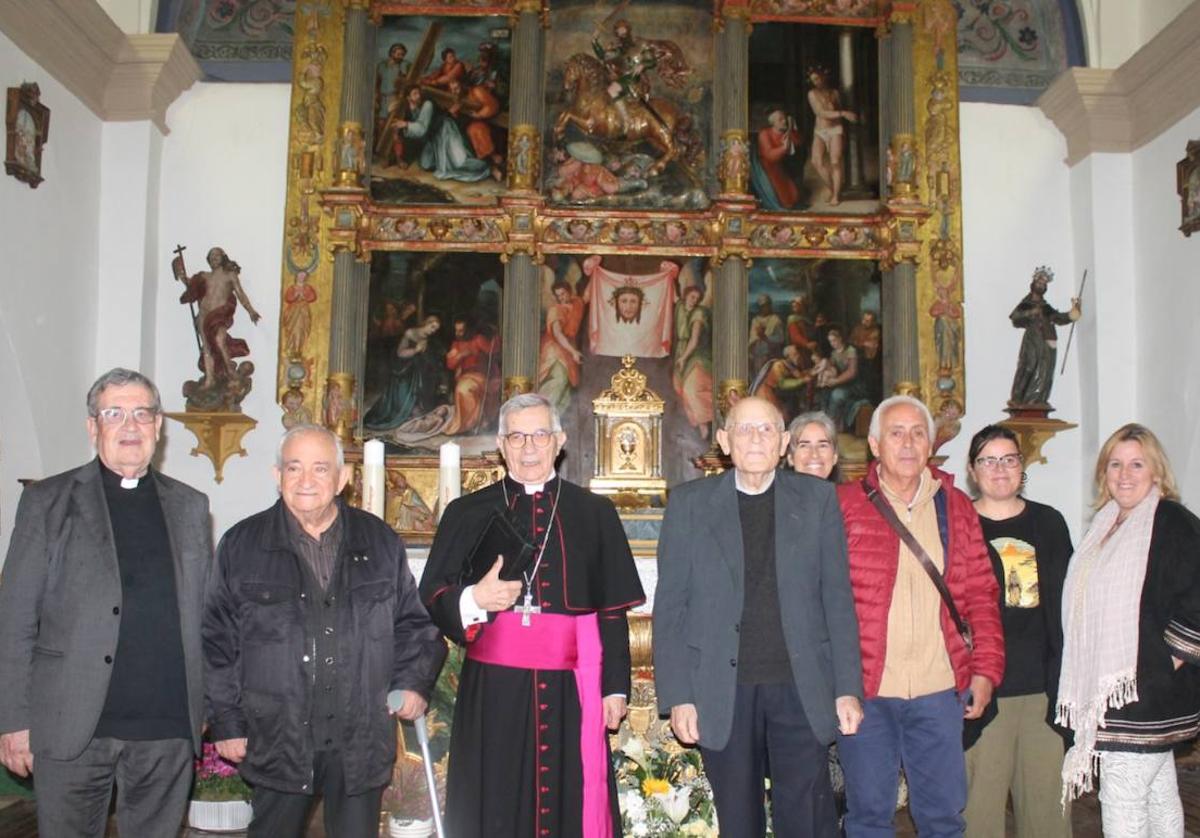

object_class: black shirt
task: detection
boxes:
[95,463,190,740]
[737,484,792,685]
[978,500,1073,698]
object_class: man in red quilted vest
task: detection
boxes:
[836,395,1004,838]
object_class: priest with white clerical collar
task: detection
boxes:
[420,392,644,838]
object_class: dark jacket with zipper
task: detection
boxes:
[202,498,446,795]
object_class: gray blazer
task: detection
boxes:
[0,460,212,760]
[653,469,863,749]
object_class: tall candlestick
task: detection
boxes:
[363,439,386,520]
[438,441,461,520]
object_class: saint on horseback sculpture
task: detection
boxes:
[553,19,698,182]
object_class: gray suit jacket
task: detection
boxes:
[0,460,212,760]
[653,469,862,749]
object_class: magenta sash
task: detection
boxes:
[467,611,612,838]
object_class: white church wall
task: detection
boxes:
[1131,102,1200,501]
[946,102,1086,541]
[0,29,104,554]
[151,82,291,541]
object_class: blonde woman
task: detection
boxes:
[1058,423,1200,836]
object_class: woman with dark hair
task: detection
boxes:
[963,424,1073,838]
[1058,423,1200,836]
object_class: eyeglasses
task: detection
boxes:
[502,430,556,448]
[974,454,1022,470]
[94,406,159,426]
[728,421,782,438]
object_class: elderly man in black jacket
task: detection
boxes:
[203,424,445,838]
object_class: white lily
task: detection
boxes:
[653,786,691,824]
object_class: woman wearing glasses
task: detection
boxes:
[1057,424,1200,836]
[963,425,1073,838]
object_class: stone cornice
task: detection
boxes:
[0,0,200,134]
[1039,1,1200,165]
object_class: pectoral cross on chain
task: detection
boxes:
[517,591,541,627]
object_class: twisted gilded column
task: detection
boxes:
[326,1,374,440]
[501,0,546,397]
[881,19,920,396]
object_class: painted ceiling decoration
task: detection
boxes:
[953,0,1086,105]
[157,0,1086,102]
[156,0,298,82]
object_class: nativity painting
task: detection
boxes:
[362,252,504,452]
[371,16,511,205]
[748,258,882,437]
[544,0,712,210]
[748,23,880,213]
[536,254,714,487]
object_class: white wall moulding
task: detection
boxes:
[0,0,200,133]
[1038,1,1200,165]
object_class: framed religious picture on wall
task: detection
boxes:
[5,83,49,189]
[1179,139,1200,237]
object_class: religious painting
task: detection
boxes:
[362,252,504,452]
[5,83,50,189]
[370,16,511,205]
[748,258,882,437]
[537,254,714,487]
[1178,140,1200,237]
[543,0,713,210]
[748,24,880,213]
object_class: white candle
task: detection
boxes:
[438,441,461,520]
[362,439,386,520]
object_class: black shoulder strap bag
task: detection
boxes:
[861,479,973,653]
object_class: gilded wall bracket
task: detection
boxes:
[165,411,258,484]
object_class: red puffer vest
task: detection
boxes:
[837,463,1005,699]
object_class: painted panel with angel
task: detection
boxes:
[544,0,712,210]
[536,254,714,487]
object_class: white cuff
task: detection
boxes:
[459,586,489,627]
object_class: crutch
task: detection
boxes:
[389,690,446,838]
[413,717,446,838]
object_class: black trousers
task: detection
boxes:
[248,750,385,838]
[700,681,838,838]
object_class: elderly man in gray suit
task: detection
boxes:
[654,395,864,838]
[0,368,212,838]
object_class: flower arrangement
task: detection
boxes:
[614,735,719,837]
[381,752,443,823]
[192,741,251,802]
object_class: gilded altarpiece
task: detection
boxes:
[276,0,967,820]
[275,0,967,508]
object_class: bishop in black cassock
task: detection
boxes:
[420,393,644,838]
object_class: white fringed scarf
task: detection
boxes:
[1056,485,1160,803]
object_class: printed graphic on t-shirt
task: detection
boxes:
[992,537,1038,608]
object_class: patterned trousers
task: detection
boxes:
[1098,750,1183,838]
